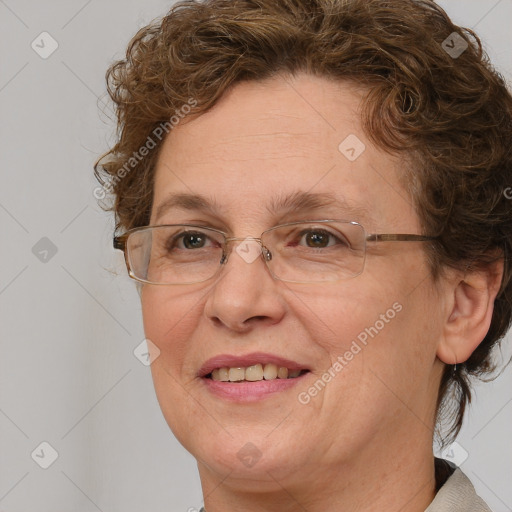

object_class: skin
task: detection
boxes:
[141,74,503,512]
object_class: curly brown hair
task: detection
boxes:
[95,0,512,444]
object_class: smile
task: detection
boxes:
[199,352,311,401]
[208,364,307,382]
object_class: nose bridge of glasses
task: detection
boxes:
[224,236,262,244]
[221,236,272,264]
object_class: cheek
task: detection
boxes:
[141,286,205,376]
[291,268,439,383]
[141,286,208,446]
[294,280,439,437]
[285,277,402,356]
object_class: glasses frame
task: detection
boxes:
[113,220,437,285]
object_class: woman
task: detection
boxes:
[95,0,512,510]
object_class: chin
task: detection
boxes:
[161,405,306,482]
[193,436,309,491]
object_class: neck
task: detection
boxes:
[198,437,437,512]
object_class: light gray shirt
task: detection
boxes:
[426,468,492,512]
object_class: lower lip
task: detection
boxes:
[202,374,308,402]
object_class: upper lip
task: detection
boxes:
[198,352,309,377]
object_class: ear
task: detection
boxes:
[436,258,504,365]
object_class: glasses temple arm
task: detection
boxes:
[366,234,437,242]
[113,236,127,250]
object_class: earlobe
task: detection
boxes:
[436,259,504,365]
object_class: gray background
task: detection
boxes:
[0,1,511,511]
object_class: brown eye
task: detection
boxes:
[181,233,207,249]
[304,231,330,248]
[297,229,348,249]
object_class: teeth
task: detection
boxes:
[277,367,289,379]
[263,363,278,380]
[228,367,245,382]
[245,364,263,381]
[210,363,303,382]
[211,368,229,382]
[218,367,229,381]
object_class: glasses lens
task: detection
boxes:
[126,225,225,284]
[262,221,366,283]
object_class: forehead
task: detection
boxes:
[152,74,420,233]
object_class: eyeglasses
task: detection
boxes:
[113,220,436,285]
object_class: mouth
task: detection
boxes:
[206,364,309,382]
[199,352,310,401]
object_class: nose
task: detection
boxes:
[204,239,286,333]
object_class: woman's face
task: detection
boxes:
[142,74,445,490]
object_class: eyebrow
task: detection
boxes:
[154,191,372,224]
